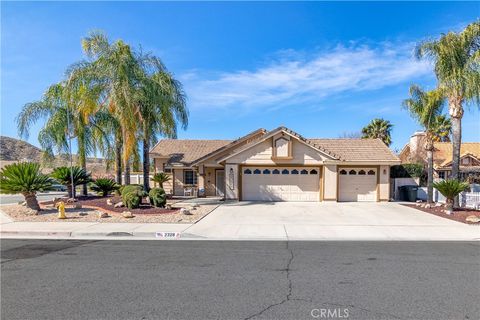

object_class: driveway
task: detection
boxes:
[184,202,480,240]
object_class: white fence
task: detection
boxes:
[462,192,480,209]
[121,174,154,187]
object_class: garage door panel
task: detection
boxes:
[338,168,377,202]
[242,167,320,202]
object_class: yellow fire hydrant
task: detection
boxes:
[57,201,66,219]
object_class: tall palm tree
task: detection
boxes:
[361,118,393,146]
[403,85,451,203]
[415,21,480,182]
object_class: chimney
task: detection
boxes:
[409,131,426,157]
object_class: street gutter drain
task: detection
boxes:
[106,232,133,237]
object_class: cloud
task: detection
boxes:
[181,42,433,111]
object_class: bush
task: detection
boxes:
[90,178,119,197]
[390,163,425,178]
[121,184,146,209]
[149,188,167,207]
[151,172,171,188]
[0,162,55,211]
[432,179,469,204]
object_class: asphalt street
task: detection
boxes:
[1,240,479,320]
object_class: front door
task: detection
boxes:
[215,170,225,197]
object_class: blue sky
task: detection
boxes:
[2,1,479,153]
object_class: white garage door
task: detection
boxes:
[242,167,320,202]
[338,168,377,202]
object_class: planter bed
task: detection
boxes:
[402,203,480,225]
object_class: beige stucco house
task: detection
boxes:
[150,126,400,202]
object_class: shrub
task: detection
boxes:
[0,162,55,211]
[121,184,146,209]
[390,163,425,178]
[91,178,119,197]
[151,172,171,188]
[50,166,92,198]
[149,188,167,207]
[432,179,469,205]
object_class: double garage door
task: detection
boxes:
[242,167,320,202]
[338,168,377,202]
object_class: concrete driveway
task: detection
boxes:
[184,202,480,240]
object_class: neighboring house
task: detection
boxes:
[399,131,480,180]
[150,126,400,202]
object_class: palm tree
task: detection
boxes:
[0,162,55,211]
[361,118,393,146]
[415,21,480,182]
[151,172,171,189]
[403,85,451,202]
[51,166,92,198]
[432,179,469,214]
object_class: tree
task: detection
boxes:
[415,21,480,183]
[51,166,92,198]
[361,118,393,146]
[0,162,55,211]
[403,85,451,202]
[432,179,469,214]
[151,172,171,189]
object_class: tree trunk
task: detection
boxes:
[449,98,463,207]
[143,136,150,192]
[426,148,434,203]
[66,184,75,198]
[124,160,131,185]
[23,192,40,211]
[115,137,123,185]
[79,154,88,196]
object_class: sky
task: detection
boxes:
[1,1,480,153]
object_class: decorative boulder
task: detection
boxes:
[465,215,480,223]
[106,199,114,206]
[122,211,134,218]
[425,204,431,209]
[180,208,192,215]
[114,201,124,208]
[98,212,109,218]
[66,198,76,204]
[435,203,443,207]
[73,203,82,209]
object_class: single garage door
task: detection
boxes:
[242,167,320,201]
[338,168,377,202]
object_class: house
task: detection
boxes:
[399,131,480,180]
[149,126,400,202]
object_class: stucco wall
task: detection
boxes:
[379,165,390,201]
[323,165,337,200]
[225,164,239,200]
[226,138,327,165]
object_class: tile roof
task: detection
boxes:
[433,142,480,167]
[150,140,232,166]
[308,138,399,162]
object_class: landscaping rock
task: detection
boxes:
[73,203,82,209]
[425,204,431,209]
[114,201,124,208]
[25,208,39,216]
[190,203,199,208]
[18,201,26,206]
[106,199,114,206]
[465,215,480,223]
[98,212,109,218]
[66,198,76,204]
[166,204,172,210]
[434,203,443,207]
[180,208,192,215]
[416,200,423,203]
[122,211,134,218]
[79,212,88,216]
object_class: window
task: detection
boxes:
[253,169,261,174]
[358,170,366,175]
[438,171,445,179]
[367,170,375,175]
[273,169,280,174]
[184,170,197,185]
[339,169,347,175]
[282,169,289,175]
[349,170,357,175]
[310,169,318,175]
[263,169,271,174]
[244,169,252,174]
[301,169,308,175]
[291,169,299,175]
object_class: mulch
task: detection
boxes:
[41,195,178,215]
[402,203,480,225]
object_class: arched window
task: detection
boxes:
[272,169,280,174]
[244,169,252,174]
[349,170,357,175]
[367,170,375,175]
[291,169,299,174]
[310,169,318,175]
[263,169,271,174]
[300,169,308,175]
[339,169,347,175]
[358,170,366,175]
[253,169,261,174]
[282,169,289,174]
